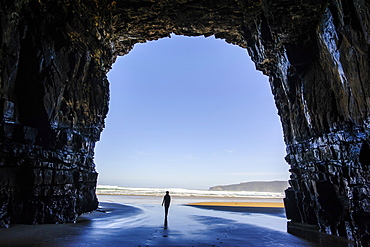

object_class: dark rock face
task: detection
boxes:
[0,0,110,226]
[0,0,369,245]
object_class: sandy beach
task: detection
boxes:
[187,202,284,207]
[0,195,317,246]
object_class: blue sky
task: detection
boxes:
[94,35,289,189]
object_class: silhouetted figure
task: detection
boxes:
[162,191,171,227]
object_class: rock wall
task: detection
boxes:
[0,0,113,225]
[271,2,370,244]
[0,0,369,245]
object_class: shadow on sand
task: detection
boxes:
[186,205,286,218]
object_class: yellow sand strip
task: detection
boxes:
[187,202,284,208]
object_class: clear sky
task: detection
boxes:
[94,35,289,189]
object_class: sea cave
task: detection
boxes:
[0,0,369,245]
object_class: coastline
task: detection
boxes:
[96,185,285,199]
[97,192,284,199]
[96,194,285,204]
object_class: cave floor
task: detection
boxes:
[0,197,317,246]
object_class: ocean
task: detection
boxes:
[96,185,285,199]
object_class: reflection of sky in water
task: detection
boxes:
[88,200,312,246]
[97,196,288,232]
[97,194,284,205]
[1,199,313,247]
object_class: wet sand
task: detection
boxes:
[188,201,284,207]
[0,196,317,246]
[187,201,286,217]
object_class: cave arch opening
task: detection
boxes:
[1,1,369,242]
[95,34,288,190]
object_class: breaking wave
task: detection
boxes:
[96,185,284,198]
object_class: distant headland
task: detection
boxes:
[209,181,289,193]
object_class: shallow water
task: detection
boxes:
[0,195,317,247]
[97,194,284,205]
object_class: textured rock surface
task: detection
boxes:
[0,0,369,245]
[0,0,111,226]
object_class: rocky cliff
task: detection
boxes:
[0,0,369,245]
